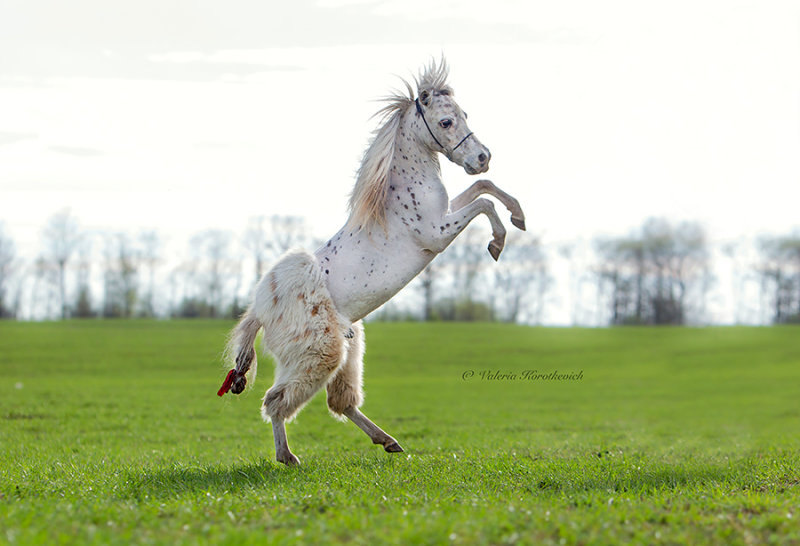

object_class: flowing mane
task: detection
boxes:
[348,59,453,230]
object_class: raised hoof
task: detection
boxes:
[384,441,404,453]
[230,376,247,394]
[277,452,300,466]
[511,216,526,231]
[488,241,503,261]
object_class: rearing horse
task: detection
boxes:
[219,59,526,465]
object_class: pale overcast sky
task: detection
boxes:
[1,0,798,322]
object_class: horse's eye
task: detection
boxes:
[439,119,453,129]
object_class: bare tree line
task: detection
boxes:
[753,236,800,324]
[0,211,798,325]
[593,218,712,325]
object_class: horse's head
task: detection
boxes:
[413,86,491,175]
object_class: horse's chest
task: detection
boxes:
[387,180,448,226]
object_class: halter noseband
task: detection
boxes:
[415,98,474,158]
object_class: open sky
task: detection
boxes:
[1,0,798,322]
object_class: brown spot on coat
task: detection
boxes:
[269,272,277,292]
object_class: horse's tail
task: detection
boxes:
[219,309,262,396]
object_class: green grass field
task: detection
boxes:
[1,321,799,545]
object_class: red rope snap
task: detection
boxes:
[217,369,236,397]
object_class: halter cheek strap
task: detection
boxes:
[415,98,474,157]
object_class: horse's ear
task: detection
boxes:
[419,89,431,107]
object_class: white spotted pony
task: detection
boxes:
[218,59,526,465]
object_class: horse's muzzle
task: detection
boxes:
[465,149,491,175]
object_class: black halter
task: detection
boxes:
[415,98,474,157]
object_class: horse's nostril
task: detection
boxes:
[478,153,487,164]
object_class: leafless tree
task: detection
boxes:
[244,216,269,282]
[594,218,711,325]
[139,230,161,317]
[240,215,309,312]
[756,233,800,324]
[41,210,81,319]
[428,225,494,321]
[595,237,647,324]
[32,255,59,319]
[228,258,245,318]
[73,235,94,318]
[417,262,439,321]
[409,227,552,323]
[102,233,140,318]
[721,242,742,324]
[186,229,240,318]
[492,232,550,323]
[720,240,763,325]
[203,230,230,317]
[557,244,575,324]
[0,224,17,318]
[267,215,309,257]
[445,226,488,298]
[645,219,710,323]
[169,260,199,317]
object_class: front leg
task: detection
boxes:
[421,197,507,261]
[450,179,526,231]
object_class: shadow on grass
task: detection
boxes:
[119,449,777,501]
[122,458,302,499]
[121,454,403,500]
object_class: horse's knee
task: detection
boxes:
[326,365,364,415]
[262,382,313,422]
[326,377,362,415]
[263,358,341,422]
[262,385,288,421]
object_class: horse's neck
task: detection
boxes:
[389,116,442,189]
[377,117,451,234]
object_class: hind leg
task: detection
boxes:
[343,407,403,453]
[326,322,403,453]
[263,340,346,465]
[264,372,334,465]
[271,419,299,466]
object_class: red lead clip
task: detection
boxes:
[217,369,236,396]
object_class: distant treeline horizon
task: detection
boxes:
[0,211,798,326]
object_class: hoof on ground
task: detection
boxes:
[384,441,404,453]
[277,453,300,466]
